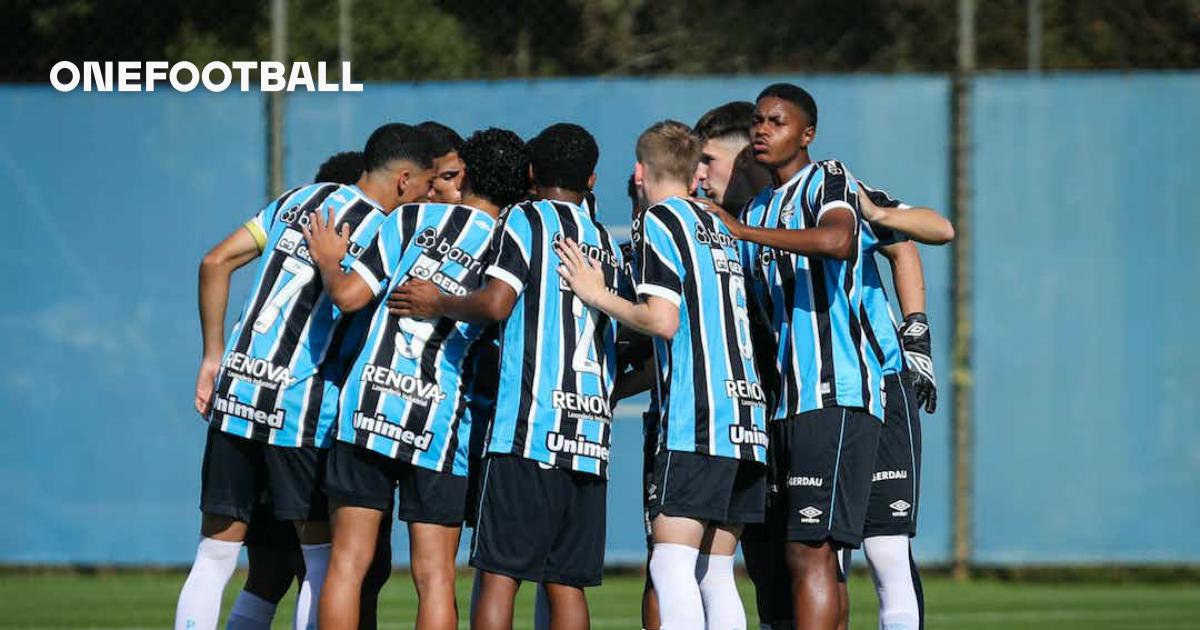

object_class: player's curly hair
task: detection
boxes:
[527,123,598,193]
[313,151,364,185]
[459,128,530,208]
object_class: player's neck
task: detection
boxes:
[643,178,689,206]
[356,173,399,211]
[772,151,812,187]
[461,192,501,219]
[536,186,585,205]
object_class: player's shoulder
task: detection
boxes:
[816,158,853,177]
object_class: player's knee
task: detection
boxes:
[410,561,456,596]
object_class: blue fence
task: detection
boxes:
[0,72,1192,566]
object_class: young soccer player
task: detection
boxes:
[179,124,437,630]
[702,83,884,630]
[392,123,622,630]
[556,120,769,630]
[418,121,466,204]
[225,149,400,630]
[303,128,531,630]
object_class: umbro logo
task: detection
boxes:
[903,322,928,337]
[798,506,822,523]
[889,500,912,517]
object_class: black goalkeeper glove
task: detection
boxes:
[900,312,938,413]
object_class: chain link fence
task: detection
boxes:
[4,0,1200,83]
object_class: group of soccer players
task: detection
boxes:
[176,81,953,630]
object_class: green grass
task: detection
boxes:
[0,570,1198,629]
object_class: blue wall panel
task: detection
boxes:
[971,73,1200,563]
[0,89,266,563]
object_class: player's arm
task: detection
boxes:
[556,238,679,339]
[389,277,518,324]
[302,206,374,312]
[694,196,857,261]
[858,188,955,245]
[879,240,938,412]
[194,224,263,415]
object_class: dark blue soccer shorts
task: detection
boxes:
[646,449,767,526]
[864,373,923,538]
[323,441,467,525]
[470,454,606,587]
[770,406,882,547]
[199,428,328,523]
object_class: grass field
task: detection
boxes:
[1,570,1198,629]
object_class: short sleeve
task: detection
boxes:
[350,211,404,297]
[812,160,861,224]
[243,186,303,252]
[636,206,685,306]
[616,240,637,301]
[483,204,533,294]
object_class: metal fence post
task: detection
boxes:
[951,0,976,582]
[268,0,287,197]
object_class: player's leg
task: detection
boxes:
[264,444,332,630]
[319,442,395,630]
[779,409,881,630]
[742,424,795,630]
[835,547,851,630]
[357,518,393,630]
[646,450,736,629]
[176,429,260,630]
[640,412,660,630]
[862,373,924,630]
[696,524,745,630]
[469,455,553,630]
[398,463,469,630]
[227,500,302,630]
[408,522,462,630]
[541,467,606,630]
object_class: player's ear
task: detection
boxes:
[799,124,816,149]
[587,173,597,191]
[633,162,645,188]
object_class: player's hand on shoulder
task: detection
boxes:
[194,356,220,418]
[555,238,607,306]
[900,312,938,414]
[389,278,443,319]
[301,204,350,267]
[857,187,883,223]
[691,196,744,238]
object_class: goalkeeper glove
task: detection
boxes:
[900,312,938,413]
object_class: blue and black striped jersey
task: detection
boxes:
[634,196,768,462]
[484,199,622,478]
[210,183,385,447]
[335,203,496,475]
[741,160,886,421]
[857,182,911,377]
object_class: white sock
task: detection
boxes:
[175,537,242,630]
[864,535,922,630]
[534,582,551,630]
[293,543,331,630]
[696,553,746,630]
[649,543,704,630]
[225,591,276,629]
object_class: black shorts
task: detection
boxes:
[324,441,467,525]
[865,374,923,538]
[770,407,881,547]
[470,455,606,587]
[641,412,658,545]
[200,428,328,523]
[646,450,767,525]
